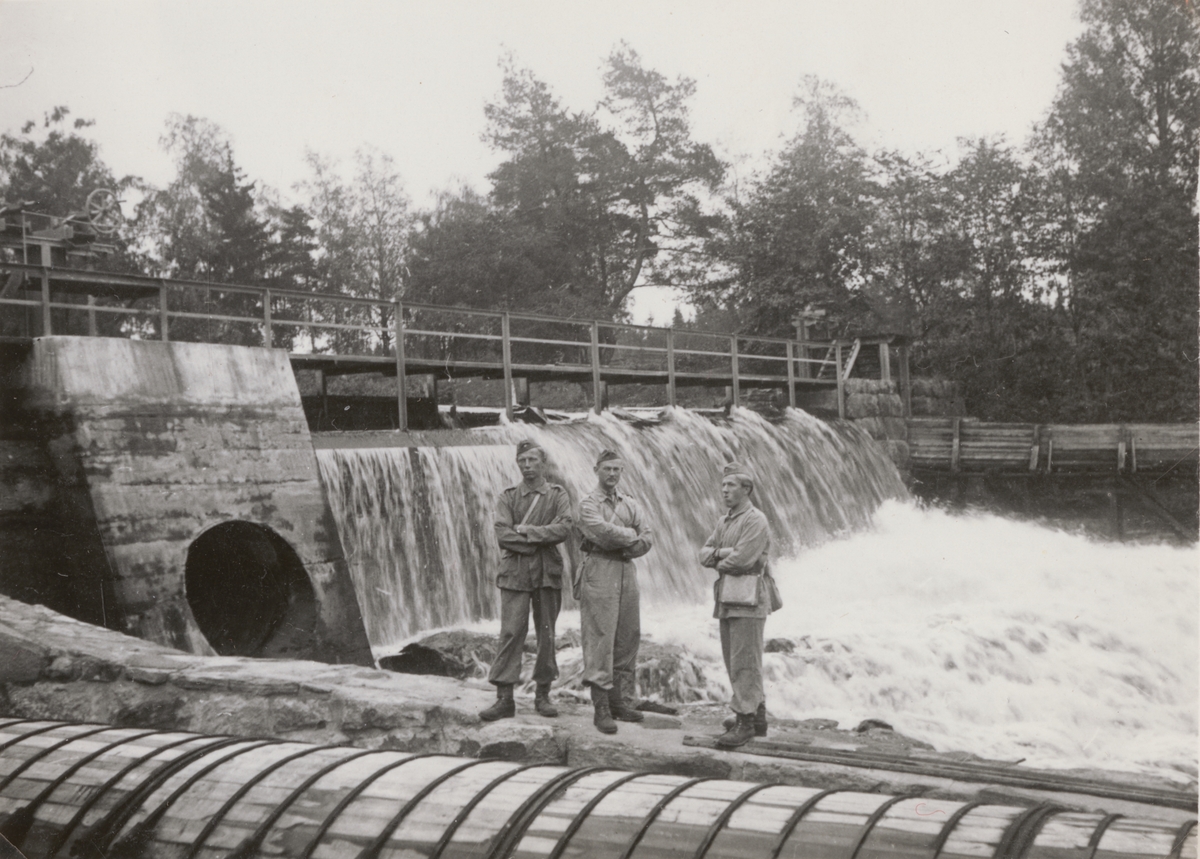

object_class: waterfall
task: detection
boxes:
[313,409,1198,779]
[316,408,907,648]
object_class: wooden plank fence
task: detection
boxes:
[909,418,1199,475]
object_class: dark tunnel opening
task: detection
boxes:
[184,521,319,658]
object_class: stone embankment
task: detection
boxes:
[0,594,1192,824]
[795,378,964,473]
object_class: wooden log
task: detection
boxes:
[898,345,912,417]
[159,280,169,341]
[41,269,52,336]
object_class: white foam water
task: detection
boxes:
[641,501,1198,781]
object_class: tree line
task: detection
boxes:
[1,0,1195,422]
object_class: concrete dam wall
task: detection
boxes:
[0,336,372,666]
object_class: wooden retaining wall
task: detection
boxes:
[909,419,1199,475]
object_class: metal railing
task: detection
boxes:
[0,262,907,428]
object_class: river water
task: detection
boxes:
[645,500,1197,780]
[315,408,1197,782]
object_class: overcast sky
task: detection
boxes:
[1,0,1083,320]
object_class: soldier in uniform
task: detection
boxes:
[577,448,653,734]
[700,461,774,748]
[480,439,573,721]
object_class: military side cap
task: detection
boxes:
[723,461,755,484]
[596,448,622,465]
[515,439,544,456]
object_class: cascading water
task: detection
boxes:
[315,407,905,646]
[316,407,1198,781]
[641,500,1197,779]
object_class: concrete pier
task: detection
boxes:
[0,336,372,665]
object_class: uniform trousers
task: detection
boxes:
[719,615,765,714]
[488,586,560,686]
[580,555,640,694]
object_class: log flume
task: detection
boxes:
[0,720,1193,859]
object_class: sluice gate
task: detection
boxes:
[0,721,1193,859]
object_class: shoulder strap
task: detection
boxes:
[518,492,542,526]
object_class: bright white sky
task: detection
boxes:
[1,0,1082,321]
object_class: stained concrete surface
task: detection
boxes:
[2,336,372,664]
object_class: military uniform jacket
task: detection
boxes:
[700,501,771,619]
[494,481,573,590]
[577,487,653,560]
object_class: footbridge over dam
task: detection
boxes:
[0,262,911,422]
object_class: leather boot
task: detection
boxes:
[722,701,767,737]
[479,683,515,721]
[590,684,617,734]
[534,683,558,718]
[608,682,644,722]
[715,712,757,749]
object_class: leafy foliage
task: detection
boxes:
[703,77,875,337]
[0,107,131,216]
[409,46,724,320]
[0,107,141,274]
[701,0,1197,422]
[1028,0,1199,421]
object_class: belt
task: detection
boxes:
[581,545,627,561]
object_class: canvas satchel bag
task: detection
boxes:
[719,572,761,607]
[765,571,783,613]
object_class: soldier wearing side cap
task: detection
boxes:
[700,461,777,748]
[480,439,573,722]
[577,448,653,734]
